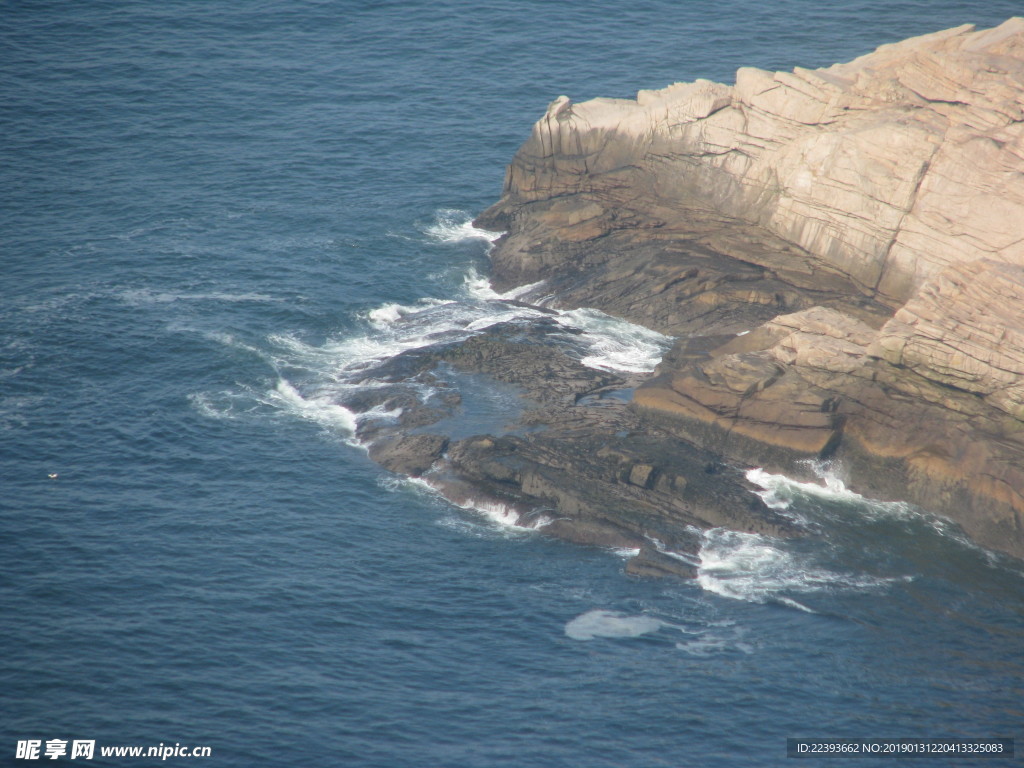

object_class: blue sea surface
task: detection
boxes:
[3,2,1023,766]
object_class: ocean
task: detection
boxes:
[2,2,1023,766]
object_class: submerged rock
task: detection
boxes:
[475,19,1024,558]
[625,543,700,580]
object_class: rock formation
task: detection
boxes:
[476,19,1024,558]
[355,318,797,566]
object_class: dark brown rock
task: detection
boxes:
[368,434,449,477]
[625,544,699,580]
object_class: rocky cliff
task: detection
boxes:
[476,19,1024,558]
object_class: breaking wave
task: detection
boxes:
[386,475,553,536]
[745,461,911,517]
[556,308,671,373]
[696,528,902,611]
[267,378,360,442]
[424,208,503,244]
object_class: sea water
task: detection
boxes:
[3,2,1023,766]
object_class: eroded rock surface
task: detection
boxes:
[475,19,1024,558]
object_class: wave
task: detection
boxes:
[390,475,553,535]
[424,208,503,244]
[555,308,671,373]
[268,378,360,440]
[365,298,454,329]
[745,461,910,514]
[696,528,900,610]
[461,266,546,303]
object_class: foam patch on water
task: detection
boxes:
[425,209,503,244]
[675,634,755,656]
[188,392,238,421]
[696,528,894,610]
[556,308,671,373]
[564,606,760,653]
[565,610,665,641]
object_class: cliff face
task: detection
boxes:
[477,19,1024,557]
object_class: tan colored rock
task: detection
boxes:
[636,307,868,460]
[871,259,1024,419]
[489,18,1024,305]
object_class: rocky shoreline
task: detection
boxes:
[361,18,1024,566]
[352,313,797,580]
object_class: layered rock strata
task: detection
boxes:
[350,318,794,579]
[476,19,1024,557]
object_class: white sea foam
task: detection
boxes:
[610,547,642,559]
[462,267,501,300]
[453,496,522,528]
[120,288,280,306]
[269,378,359,439]
[363,271,670,376]
[449,492,557,532]
[354,403,403,422]
[461,266,546,304]
[268,320,455,378]
[197,208,677,485]
[394,476,548,533]
[351,292,543,372]
[365,298,453,329]
[379,474,439,497]
[696,528,894,609]
[425,209,503,244]
[565,610,664,641]
[555,308,671,373]
[745,463,912,519]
